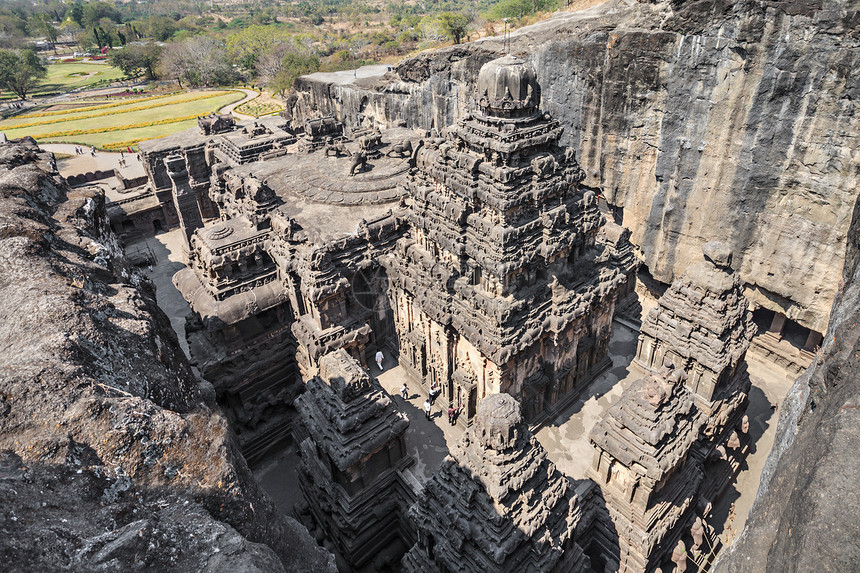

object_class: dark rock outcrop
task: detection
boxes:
[289,0,860,334]
[0,138,335,572]
[713,167,860,571]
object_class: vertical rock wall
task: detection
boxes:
[712,150,860,573]
[288,0,860,334]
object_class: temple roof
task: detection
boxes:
[407,394,586,571]
[476,56,540,118]
[589,366,702,482]
[640,242,756,374]
[295,349,409,472]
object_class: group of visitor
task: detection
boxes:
[377,348,462,426]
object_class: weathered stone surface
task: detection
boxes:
[386,56,637,424]
[294,349,414,569]
[0,139,335,572]
[713,177,860,572]
[403,393,590,572]
[590,243,756,571]
[289,0,860,334]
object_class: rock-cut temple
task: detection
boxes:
[102,54,762,572]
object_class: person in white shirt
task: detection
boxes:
[375,350,384,371]
[423,398,432,420]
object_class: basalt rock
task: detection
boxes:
[713,157,860,572]
[0,139,335,572]
[288,0,860,335]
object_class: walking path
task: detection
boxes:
[219,88,259,120]
[40,143,146,179]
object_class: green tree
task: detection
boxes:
[0,49,47,100]
[81,2,120,28]
[67,3,83,26]
[225,25,289,70]
[271,52,320,96]
[108,43,162,80]
[439,12,470,44]
[146,15,177,41]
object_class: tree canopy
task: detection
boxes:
[439,12,471,45]
[108,43,162,80]
[0,49,46,100]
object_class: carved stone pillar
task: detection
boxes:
[165,153,204,263]
[768,311,786,338]
[804,329,823,351]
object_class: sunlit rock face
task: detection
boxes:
[0,138,335,573]
[288,0,860,335]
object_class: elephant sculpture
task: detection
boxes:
[349,150,368,176]
[385,139,413,158]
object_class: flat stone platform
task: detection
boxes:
[235,144,414,243]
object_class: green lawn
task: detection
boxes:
[2,91,244,141]
[0,62,125,100]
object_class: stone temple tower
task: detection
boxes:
[386,55,636,424]
[165,153,204,262]
[588,242,756,572]
[294,349,413,570]
[402,393,590,573]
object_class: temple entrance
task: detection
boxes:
[352,265,395,351]
[153,219,164,233]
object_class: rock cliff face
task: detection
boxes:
[713,176,860,571]
[288,0,860,333]
[0,139,335,572]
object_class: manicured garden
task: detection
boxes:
[0,89,245,150]
[0,61,126,100]
[235,96,284,117]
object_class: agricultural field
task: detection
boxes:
[1,90,245,150]
[0,61,126,100]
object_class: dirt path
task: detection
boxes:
[40,143,146,179]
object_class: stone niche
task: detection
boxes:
[402,393,590,573]
[385,55,637,426]
[294,349,414,571]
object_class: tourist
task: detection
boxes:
[375,349,384,371]
[126,146,132,154]
[400,382,408,400]
[423,398,431,420]
[447,405,456,425]
[429,381,439,404]
[90,145,96,156]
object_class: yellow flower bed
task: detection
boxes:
[104,136,164,151]
[16,93,179,119]
[34,113,204,140]
[12,91,231,129]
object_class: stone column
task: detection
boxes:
[768,311,786,339]
[165,153,204,263]
[804,330,823,352]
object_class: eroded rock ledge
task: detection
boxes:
[0,139,335,572]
